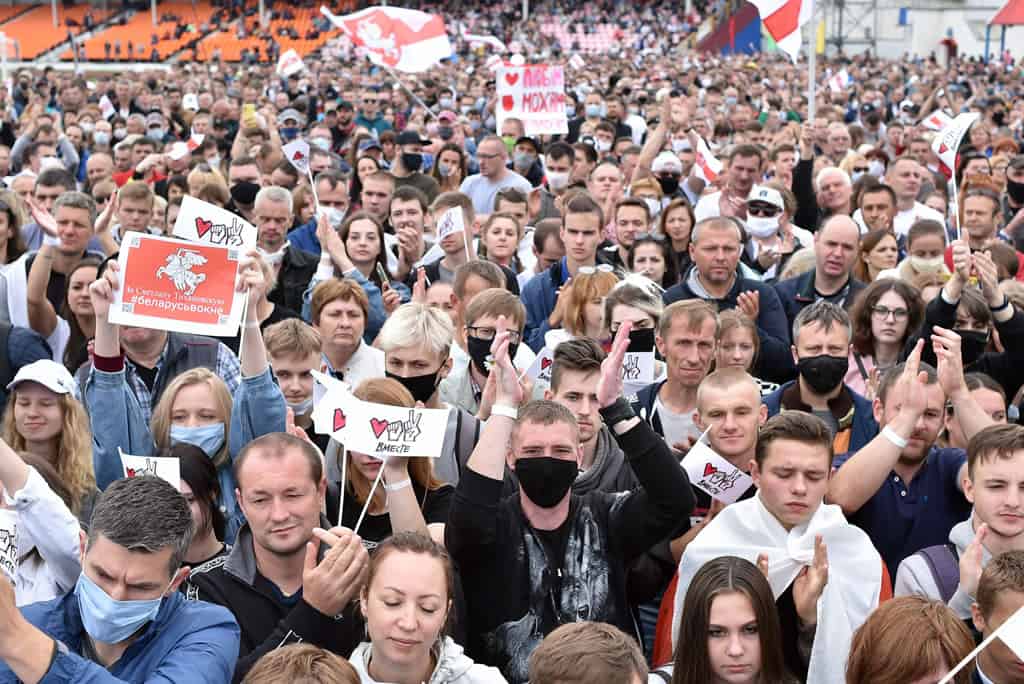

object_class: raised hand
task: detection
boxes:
[88,260,121,322]
[958,523,988,599]
[792,534,829,626]
[932,326,966,397]
[975,250,1003,307]
[411,267,428,304]
[737,290,760,321]
[24,196,58,237]
[597,320,631,408]
[303,526,369,617]
[490,315,523,408]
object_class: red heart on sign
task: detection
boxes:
[370,418,389,438]
[938,143,949,154]
[196,217,213,238]
[541,357,552,370]
[292,150,304,161]
[505,72,519,86]
[501,95,515,111]
[703,463,717,477]
[126,468,137,477]
[333,408,346,432]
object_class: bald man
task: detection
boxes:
[774,215,866,328]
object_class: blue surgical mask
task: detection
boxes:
[93,132,111,147]
[311,137,331,151]
[484,116,496,131]
[566,106,577,118]
[169,423,225,458]
[585,103,603,118]
[421,152,434,172]
[75,572,166,644]
[280,126,299,142]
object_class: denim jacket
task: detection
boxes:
[302,267,410,343]
[85,367,286,544]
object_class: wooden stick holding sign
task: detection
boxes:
[435,205,473,261]
[353,458,387,535]
[283,139,319,209]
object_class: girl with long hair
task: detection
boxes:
[846,279,924,399]
[658,199,695,275]
[431,143,467,193]
[852,229,899,283]
[26,254,100,372]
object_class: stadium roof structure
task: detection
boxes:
[990,0,1024,25]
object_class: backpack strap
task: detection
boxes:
[918,543,961,603]
[649,666,673,683]
[852,353,870,382]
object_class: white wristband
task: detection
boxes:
[383,478,412,492]
[881,426,909,449]
[491,404,518,420]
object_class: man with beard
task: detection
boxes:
[764,301,878,456]
[828,329,996,576]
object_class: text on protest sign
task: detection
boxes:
[932,112,980,177]
[109,232,246,338]
[119,448,181,491]
[173,195,257,250]
[681,428,755,504]
[315,386,450,459]
[523,346,554,387]
[0,510,14,582]
[436,205,467,241]
[497,64,568,136]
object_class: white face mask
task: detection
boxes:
[746,215,780,239]
[908,255,944,274]
[594,139,612,153]
[317,205,345,230]
[643,198,661,218]
[257,242,289,267]
[868,160,885,177]
[546,171,570,192]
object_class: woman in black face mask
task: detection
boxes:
[953,287,994,369]
[330,377,453,548]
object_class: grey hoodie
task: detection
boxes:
[350,636,507,684]
[893,516,992,618]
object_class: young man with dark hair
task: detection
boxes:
[0,476,239,683]
[971,550,1024,683]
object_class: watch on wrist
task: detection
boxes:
[599,396,635,426]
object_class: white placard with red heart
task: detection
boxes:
[496,64,568,136]
[680,427,754,504]
[313,382,451,459]
[283,139,311,175]
[172,195,257,250]
[119,448,181,491]
[523,346,555,387]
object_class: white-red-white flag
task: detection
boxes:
[186,130,205,152]
[276,48,305,77]
[932,112,980,178]
[827,68,850,92]
[694,137,723,184]
[921,109,954,132]
[320,6,453,73]
[750,0,814,62]
[462,30,506,52]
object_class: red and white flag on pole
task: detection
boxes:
[921,109,954,132]
[320,6,453,73]
[186,130,205,152]
[750,0,814,62]
[462,29,506,52]
[694,137,723,184]
[932,112,979,178]
[827,69,850,92]
[276,49,305,77]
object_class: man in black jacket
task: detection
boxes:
[188,433,367,683]
[255,186,318,314]
[446,320,693,683]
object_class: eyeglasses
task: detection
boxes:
[466,326,521,344]
[853,166,869,173]
[871,305,909,321]
[477,152,501,161]
[747,204,781,217]
[577,264,615,275]
[633,232,666,243]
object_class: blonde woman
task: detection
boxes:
[85,252,287,543]
[2,360,98,523]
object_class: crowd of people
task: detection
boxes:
[2,7,1024,681]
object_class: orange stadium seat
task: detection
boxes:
[61,1,217,62]
[3,5,112,60]
[193,7,341,62]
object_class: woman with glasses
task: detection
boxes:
[840,153,871,184]
[846,279,924,399]
[852,229,899,283]
[627,233,679,288]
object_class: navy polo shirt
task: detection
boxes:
[833,446,970,577]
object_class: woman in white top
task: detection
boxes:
[350,531,506,684]
[0,434,81,606]
[26,253,99,371]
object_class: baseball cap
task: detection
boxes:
[396,130,431,146]
[652,151,683,174]
[747,185,784,210]
[7,360,75,395]
[359,138,382,153]
[277,108,305,126]
[437,110,457,124]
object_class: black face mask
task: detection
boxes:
[401,152,423,173]
[466,335,519,376]
[797,354,849,395]
[230,180,260,207]
[658,176,680,195]
[515,456,578,508]
[1008,178,1024,205]
[385,369,440,404]
[994,111,1007,126]
[627,327,656,353]
[956,329,989,367]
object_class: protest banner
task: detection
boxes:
[317,387,451,459]
[496,64,568,136]
[321,6,453,73]
[98,94,115,120]
[119,448,181,490]
[693,136,723,183]
[621,351,655,390]
[173,195,257,250]
[932,111,980,239]
[680,428,755,504]
[283,139,311,175]
[522,346,554,387]
[921,109,953,132]
[109,232,246,337]
[940,604,1024,682]
[436,205,472,259]
[0,509,14,582]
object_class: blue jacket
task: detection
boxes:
[302,267,409,344]
[772,269,867,330]
[85,367,287,544]
[522,260,566,352]
[286,218,321,256]
[0,589,239,684]
[762,380,878,457]
[663,267,796,384]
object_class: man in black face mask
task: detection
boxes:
[764,301,879,457]
[392,129,440,203]
[446,319,693,683]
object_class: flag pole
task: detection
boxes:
[381,64,438,121]
[806,6,816,123]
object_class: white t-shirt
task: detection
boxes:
[459,170,533,216]
[653,395,700,450]
[894,202,946,238]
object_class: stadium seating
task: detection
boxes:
[2,5,112,60]
[192,7,341,62]
[539,21,632,53]
[61,1,217,62]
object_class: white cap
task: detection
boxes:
[7,360,76,395]
[652,151,683,174]
[747,185,784,210]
